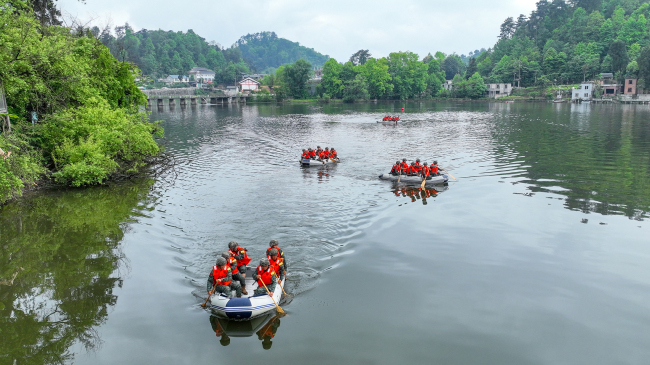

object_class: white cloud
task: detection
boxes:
[59,0,538,61]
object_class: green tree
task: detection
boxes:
[283,59,312,98]
[609,40,630,75]
[349,50,371,66]
[386,52,428,99]
[321,58,344,98]
[342,74,369,102]
[465,58,478,79]
[637,46,650,89]
[358,58,393,99]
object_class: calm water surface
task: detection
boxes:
[2,102,650,365]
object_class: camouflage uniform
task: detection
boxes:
[223,252,247,294]
[253,267,277,295]
[207,267,242,297]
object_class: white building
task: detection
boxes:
[572,82,594,101]
[164,75,189,84]
[239,77,261,92]
[442,80,453,91]
[486,83,512,98]
[188,67,216,83]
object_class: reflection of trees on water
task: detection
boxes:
[0,179,154,365]
[209,313,283,350]
[392,184,448,205]
[491,104,650,219]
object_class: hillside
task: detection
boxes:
[234,31,330,72]
[473,0,650,88]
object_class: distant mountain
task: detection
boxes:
[233,31,330,72]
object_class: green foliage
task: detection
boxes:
[282,59,312,99]
[358,58,393,99]
[479,0,650,86]
[342,75,369,102]
[387,52,428,99]
[0,3,162,203]
[40,100,161,187]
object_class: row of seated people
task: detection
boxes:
[390,158,441,176]
[302,146,338,160]
[382,116,400,121]
[207,240,287,298]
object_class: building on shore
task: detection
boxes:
[164,75,189,84]
[572,82,594,101]
[624,78,637,95]
[442,80,453,91]
[599,73,621,96]
[486,83,512,98]
[188,67,216,83]
[239,77,261,92]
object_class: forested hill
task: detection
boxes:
[95,26,329,81]
[473,0,650,88]
[234,32,330,72]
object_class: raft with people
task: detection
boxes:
[300,146,340,166]
[203,240,288,320]
[378,158,453,185]
[377,115,401,123]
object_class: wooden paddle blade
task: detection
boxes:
[276,306,285,315]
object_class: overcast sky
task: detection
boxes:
[59,0,538,61]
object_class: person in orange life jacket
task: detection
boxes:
[257,315,281,350]
[316,146,323,156]
[407,162,419,175]
[222,251,248,295]
[330,148,338,160]
[268,248,285,281]
[323,147,331,158]
[400,158,409,174]
[301,149,310,159]
[414,158,422,170]
[309,148,317,159]
[209,316,231,346]
[207,257,242,298]
[421,162,431,181]
[228,241,251,277]
[266,239,287,271]
[254,258,277,295]
[390,161,401,176]
[430,160,440,176]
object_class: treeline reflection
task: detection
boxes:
[0,179,154,364]
[490,103,650,219]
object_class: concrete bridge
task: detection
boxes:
[145,94,249,109]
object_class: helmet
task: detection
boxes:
[395,161,400,165]
[228,241,238,250]
[269,248,278,256]
[220,335,231,346]
[302,149,306,151]
[402,158,407,162]
[317,146,321,148]
[411,162,415,165]
[416,158,420,162]
[216,257,227,266]
[423,162,428,166]
[260,258,270,267]
[221,251,231,259]
[433,160,438,164]
[325,147,329,150]
[269,239,278,247]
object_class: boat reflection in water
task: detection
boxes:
[301,163,337,182]
[392,183,449,205]
[209,312,284,349]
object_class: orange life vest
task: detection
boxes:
[230,247,251,265]
[227,256,239,274]
[212,265,231,286]
[422,166,431,177]
[257,266,273,287]
[268,256,283,274]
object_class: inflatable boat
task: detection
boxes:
[208,267,285,320]
[300,158,339,166]
[377,120,401,124]
[378,173,448,185]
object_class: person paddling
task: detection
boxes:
[207,257,242,298]
[430,161,440,176]
[228,241,251,277]
[266,239,287,272]
[254,258,277,296]
[390,161,401,176]
[420,162,431,188]
[400,158,409,174]
[268,248,285,281]
[222,251,247,295]
[330,147,338,161]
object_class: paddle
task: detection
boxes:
[441,168,456,180]
[420,174,427,189]
[201,281,218,308]
[261,279,285,315]
[272,272,288,296]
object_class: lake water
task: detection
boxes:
[2,101,650,365]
